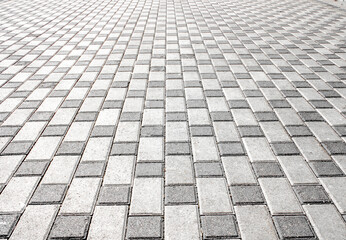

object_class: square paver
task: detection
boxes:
[166,142,190,155]
[75,161,105,177]
[141,126,164,137]
[111,142,138,155]
[273,216,315,239]
[201,215,238,239]
[230,185,264,205]
[56,141,85,155]
[98,185,130,205]
[194,162,223,177]
[0,214,19,238]
[30,184,67,204]
[126,216,162,239]
[322,141,346,155]
[49,215,90,239]
[293,185,330,204]
[135,162,163,177]
[238,126,264,137]
[15,161,49,176]
[218,142,245,156]
[165,185,196,204]
[252,162,284,177]
[309,161,344,177]
[271,142,300,155]
[1,141,34,155]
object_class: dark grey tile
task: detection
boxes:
[110,142,138,156]
[15,161,49,176]
[49,215,90,239]
[201,215,238,238]
[286,125,313,137]
[120,112,142,122]
[0,214,19,238]
[230,185,264,205]
[126,216,162,239]
[98,185,130,205]
[210,111,233,121]
[30,184,67,204]
[218,142,245,156]
[273,216,315,239]
[56,141,85,155]
[190,126,214,136]
[252,162,284,178]
[141,126,164,137]
[322,141,346,155]
[238,126,264,137]
[310,161,344,177]
[166,142,190,155]
[271,142,300,155]
[293,185,330,204]
[195,162,223,177]
[42,125,68,136]
[75,161,105,177]
[165,185,196,204]
[1,141,34,155]
[135,163,163,177]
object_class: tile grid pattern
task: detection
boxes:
[0,0,346,239]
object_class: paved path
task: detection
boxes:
[0,0,346,239]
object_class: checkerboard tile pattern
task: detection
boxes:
[0,0,346,239]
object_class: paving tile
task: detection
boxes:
[243,138,276,162]
[273,216,315,239]
[165,185,196,205]
[322,141,346,155]
[41,156,79,184]
[271,142,300,156]
[201,215,238,239]
[165,156,194,185]
[230,185,264,205]
[218,142,245,156]
[0,214,19,238]
[194,162,223,177]
[135,162,163,177]
[15,160,48,176]
[30,184,66,204]
[110,142,138,156]
[192,137,219,161]
[235,205,278,240]
[126,216,162,239]
[10,205,58,240]
[49,215,90,239]
[165,205,200,240]
[0,156,23,184]
[98,185,130,205]
[320,177,346,213]
[56,141,85,155]
[293,185,330,204]
[259,178,302,214]
[196,178,232,214]
[222,156,257,185]
[304,205,346,240]
[75,161,105,177]
[130,178,163,214]
[310,161,344,177]
[88,206,127,240]
[103,156,135,185]
[252,162,284,178]
[1,141,33,155]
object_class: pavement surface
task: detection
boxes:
[0,0,346,239]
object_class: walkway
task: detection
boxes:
[0,0,346,239]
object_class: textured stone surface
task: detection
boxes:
[0,0,345,238]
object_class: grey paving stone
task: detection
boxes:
[254,112,279,121]
[98,185,130,205]
[111,142,138,156]
[15,160,49,176]
[61,99,83,108]
[0,126,21,137]
[298,111,324,121]
[238,126,264,137]
[293,185,330,204]
[56,141,85,155]
[75,112,98,121]
[252,162,284,178]
[322,141,346,155]
[269,100,291,108]
[201,215,238,239]
[167,90,184,97]
[228,100,250,109]
[91,125,115,137]
[141,126,164,137]
[271,142,300,155]
[145,100,165,109]
[135,163,163,177]
[334,126,346,137]
[230,185,264,205]
[210,111,233,121]
[126,216,162,239]
[120,112,142,122]
[165,185,196,205]
[75,161,105,177]
[218,142,245,156]
[273,216,316,239]
[166,112,187,121]
[166,142,190,155]
[49,215,90,239]
[103,100,123,109]
[194,162,223,177]
[29,111,54,121]
[310,161,344,177]
[310,100,333,109]
[30,184,66,204]
[286,125,313,137]
[190,126,214,136]
[42,125,68,136]
[0,214,19,238]
[187,99,207,108]
[1,141,34,155]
